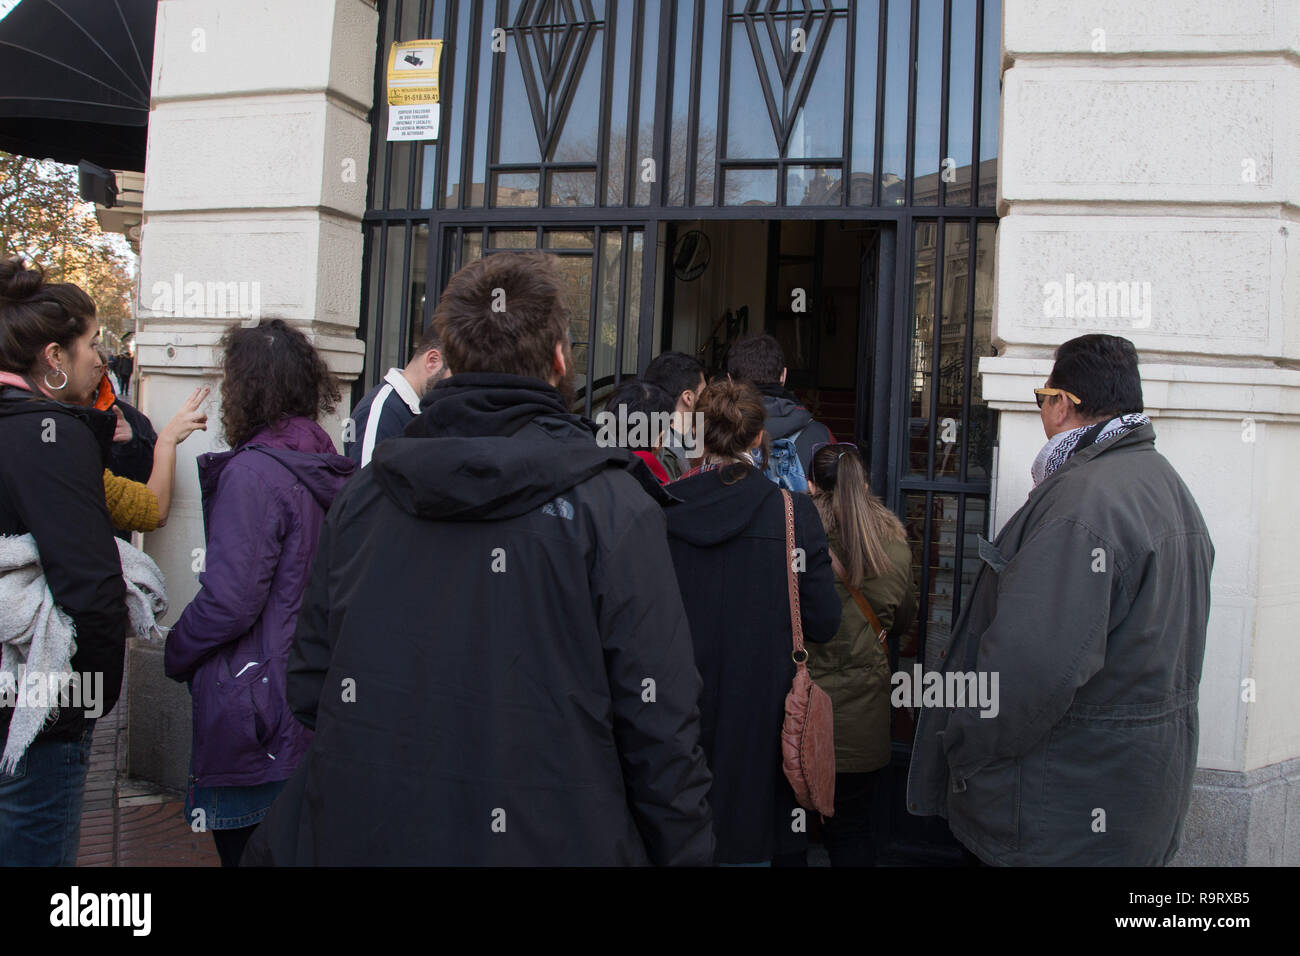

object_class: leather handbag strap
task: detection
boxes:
[780,489,805,660]
[829,550,887,644]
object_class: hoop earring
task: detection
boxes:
[44,368,69,391]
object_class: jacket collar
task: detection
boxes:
[1029,421,1156,502]
[383,367,422,416]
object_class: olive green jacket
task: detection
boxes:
[807,532,917,773]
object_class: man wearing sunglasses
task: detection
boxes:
[907,333,1214,866]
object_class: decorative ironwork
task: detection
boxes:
[741,0,835,156]
[511,0,602,159]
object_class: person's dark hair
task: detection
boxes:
[434,252,569,381]
[1048,334,1144,420]
[605,380,675,451]
[643,350,705,404]
[697,379,768,483]
[411,322,441,357]
[810,443,907,584]
[218,318,340,448]
[0,257,96,377]
[725,333,784,386]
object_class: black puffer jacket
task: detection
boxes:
[0,385,127,743]
[243,374,714,866]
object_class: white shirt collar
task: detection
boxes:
[383,367,422,415]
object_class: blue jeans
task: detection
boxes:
[0,720,95,866]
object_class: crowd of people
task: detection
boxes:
[0,250,1212,867]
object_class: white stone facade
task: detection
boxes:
[989,0,1300,864]
[129,0,378,789]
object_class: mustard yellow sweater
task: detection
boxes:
[103,470,161,533]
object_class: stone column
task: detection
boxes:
[984,0,1300,864]
[128,0,378,790]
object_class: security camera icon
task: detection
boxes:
[404,51,424,67]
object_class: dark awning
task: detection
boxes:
[0,0,157,171]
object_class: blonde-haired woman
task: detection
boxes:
[806,441,917,866]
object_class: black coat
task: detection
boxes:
[664,465,841,863]
[243,374,715,866]
[0,386,127,744]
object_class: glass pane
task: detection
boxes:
[849,0,880,205]
[633,0,660,205]
[695,0,722,205]
[786,165,843,205]
[977,0,1000,206]
[552,255,594,408]
[967,221,997,477]
[911,0,943,203]
[491,171,540,207]
[725,20,779,159]
[944,0,977,206]
[722,166,777,205]
[935,221,970,478]
[416,144,438,210]
[787,14,846,160]
[547,168,598,206]
[907,220,939,475]
[624,230,643,375]
[461,228,483,269]
[378,224,408,379]
[923,493,959,657]
[879,0,909,205]
[593,230,622,399]
[543,229,595,249]
[666,0,695,205]
[469,0,493,207]
[959,497,987,615]
[388,142,413,210]
[499,39,543,164]
[605,0,635,206]
[407,223,430,357]
[488,228,537,249]
[443,0,473,206]
[550,25,603,163]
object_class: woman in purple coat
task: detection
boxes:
[164,320,355,866]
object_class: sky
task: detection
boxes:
[0,1,21,23]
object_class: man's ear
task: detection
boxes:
[425,348,443,375]
[552,340,567,380]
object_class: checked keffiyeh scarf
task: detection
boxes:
[1031,413,1150,488]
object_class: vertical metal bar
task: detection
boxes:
[970,0,985,208]
[460,0,482,209]
[951,492,967,626]
[660,220,677,353]
[926,217,944,482]
[959,216,977,482]
[597,0,617,206]
[625,0,644,207]
[842,5,854,208]
[397,220,414,364]
[917,489,933,664]
[486,0,508,206]
[686,0,704,205]
[423,215,438,340]
[653,0,674,208]
[434,0,457,211]
[614,225,629,385]
[638,220,660,373]
[936,0,951,207]
[372,224,390,390]
[716,3,732,207]
[887,210,911,515]
[872,0,886,207]
[585,225,599,417]
[871,224,895,498]
[381,0,401,211]
[903,0,917,207]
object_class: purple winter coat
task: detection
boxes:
[164,417,355,787]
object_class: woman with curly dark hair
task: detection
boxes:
[163,319,354,866]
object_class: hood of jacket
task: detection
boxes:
[197,416,354,512]
[0,384,115,462]
[663,464,776,546]
[374,372,670,521]
[757,383,814,440]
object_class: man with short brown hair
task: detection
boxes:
[246,252,714,866]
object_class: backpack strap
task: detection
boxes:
[829,549,887,645]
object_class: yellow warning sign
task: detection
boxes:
[386,40,442,140]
